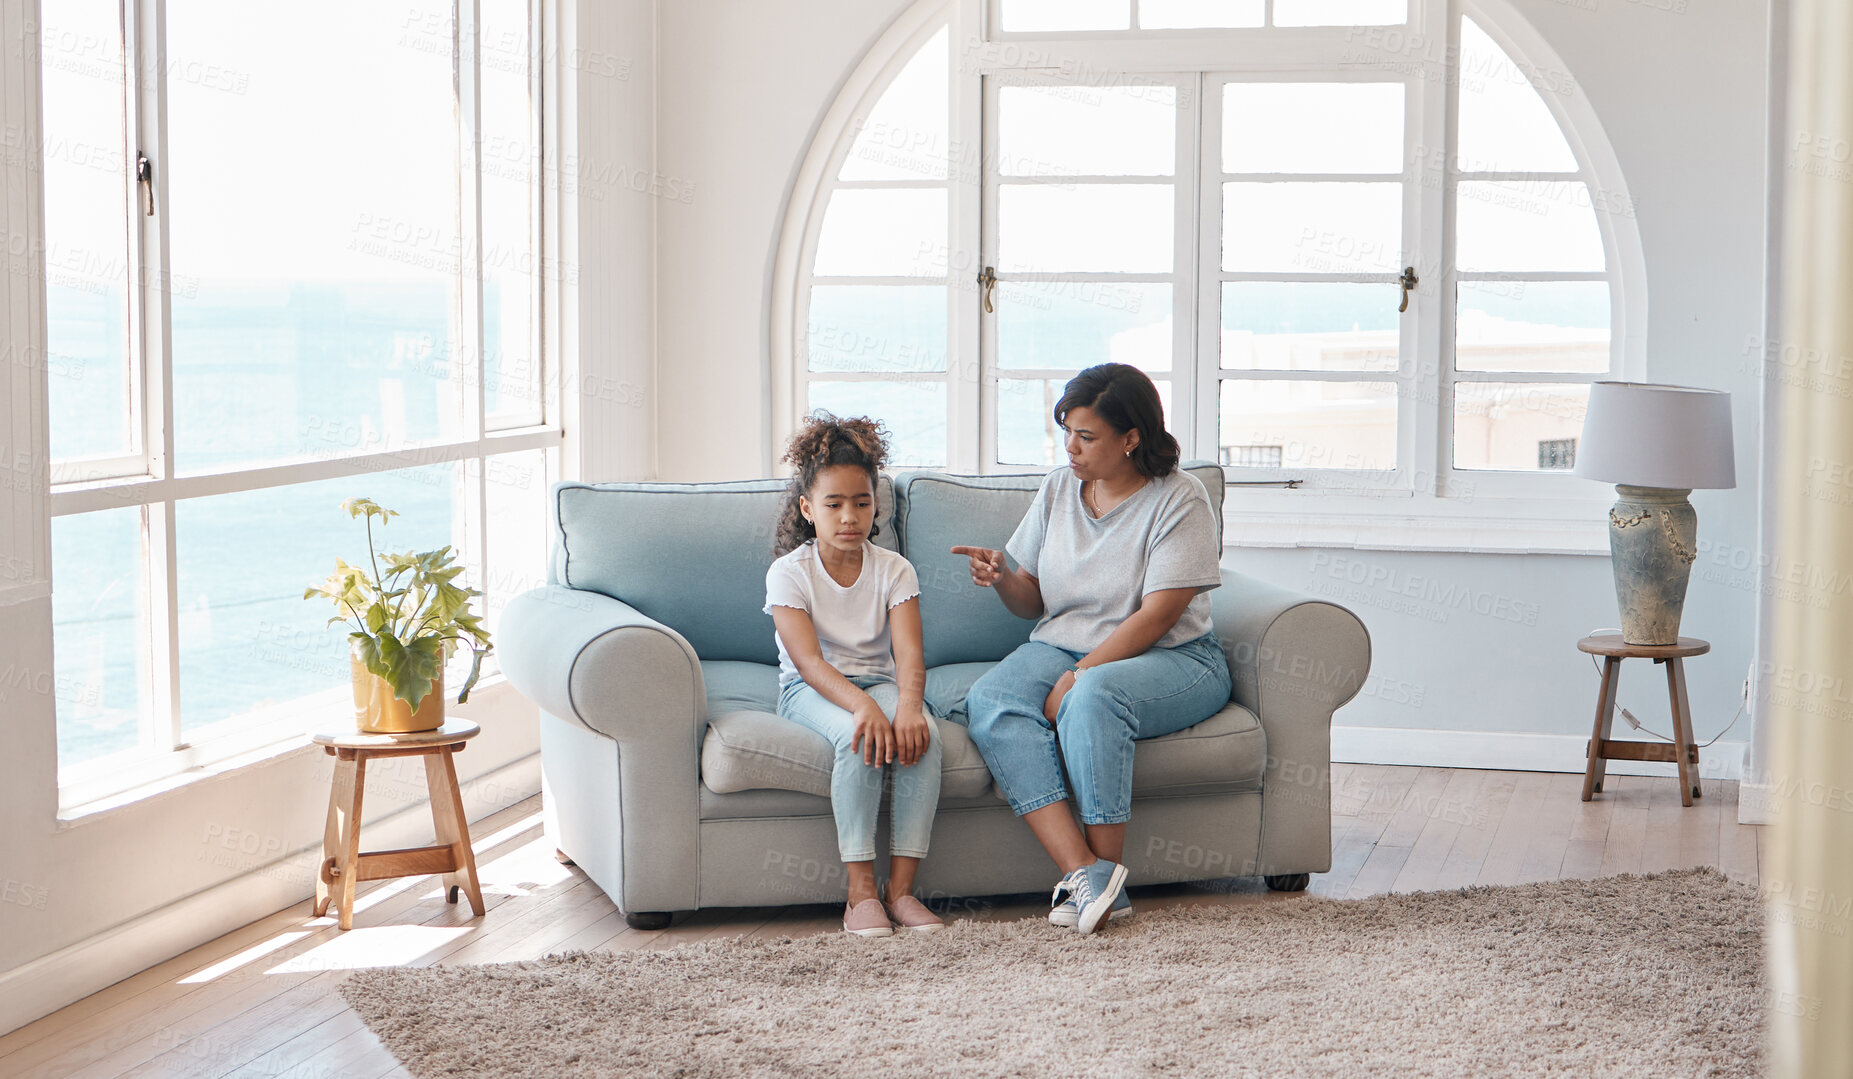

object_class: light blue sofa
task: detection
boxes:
[500,464,1371,928]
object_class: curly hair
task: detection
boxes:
[1054,363,1181,478]
[773,412,891,557]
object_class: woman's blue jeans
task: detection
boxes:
[963,634,1232,826]
[776,675,943,863]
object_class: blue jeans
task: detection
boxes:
[964,634,1232,826]
[776,675,943,862]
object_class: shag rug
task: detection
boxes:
[341,869,1762,1078]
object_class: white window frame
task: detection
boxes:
[46,0,562,808]
[776,0,1643,552]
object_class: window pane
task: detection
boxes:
[1272,0,1405,26]
[1455,182,1605,272]
[1457,18,1577,173]
[1453,382,1590,471]
[808,382,947,467]
[806,286,948,373]
[167,1,464,474]
[1220,380,1397,470]
[1455,281,1609,373]
[999,84,1176,178]
[41,0,133,462]
[998,282,1171,372]
[52,508,148,767]
[814,189,949,277]
[841,27,949,182]
[998,378,1172,467]
[1222,182,1401,273]
[482,0,542,428]
[483,449,553,641]
[1223,83,1404,174]
[1221,283,1399,371]
[999,185,1174,273]
[1001,0,1129,31]
[176,465,462,737]
[1140,0,1264,28]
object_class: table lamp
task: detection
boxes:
[1573,382,1736,646]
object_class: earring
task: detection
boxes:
[1124,449,1131,457]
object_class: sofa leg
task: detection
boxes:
[554,849,576,866]
[1265,873,1311,892]
[625,911,673,930]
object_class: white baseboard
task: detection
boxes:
[0,753,541,1038]
[1332,725,1748,784]
[1735,782,1775,825]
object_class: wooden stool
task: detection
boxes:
[312,720,486,930]
[1577,635,1709,808]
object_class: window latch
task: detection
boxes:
[1398,265,1418,313]
[135,152,155,217]
[979,265,997,313]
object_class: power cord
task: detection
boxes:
[1585,627,1747,748]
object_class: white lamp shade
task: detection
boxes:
[1574,382,1736,490]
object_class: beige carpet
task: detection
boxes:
[341,869,1762,1078]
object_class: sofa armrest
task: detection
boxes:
[1210,568,1371,875]
[499,586,707,753]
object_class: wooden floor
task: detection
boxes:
[0,764,1762,1079]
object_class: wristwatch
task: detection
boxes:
[1065,663,1087,677]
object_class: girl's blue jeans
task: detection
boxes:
[776,675,943,862]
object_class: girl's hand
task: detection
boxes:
[1043,670,1076,723]
[951,545,1005,587]
[851,700,895,765]
[892,704,932,766]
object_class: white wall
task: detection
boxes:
[650,0,1770,766]
[655,0,917,480]
[0,0,658,1035]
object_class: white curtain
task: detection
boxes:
[1769,1,1853,1073]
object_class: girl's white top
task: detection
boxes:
[765,539,921,688]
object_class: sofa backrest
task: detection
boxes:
[895,462,1224,668]
[551,475,898,663]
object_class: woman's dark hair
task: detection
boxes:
[773,412,890,557]
[1054,363,1181,478]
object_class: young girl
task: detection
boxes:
[765,413,944,936]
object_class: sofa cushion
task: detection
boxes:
[700,710,995,802]
[893,472,1043,667]
[925,662,993,726]
[703,660,781,715]
[552,475,896,663]
[895,462,1225,668]
[1131,702,1265,796]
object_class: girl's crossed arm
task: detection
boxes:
[770,606,896,765]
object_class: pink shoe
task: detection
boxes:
[884,894,945,932]
[843,898,894,937]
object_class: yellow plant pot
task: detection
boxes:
[350,657,445,734]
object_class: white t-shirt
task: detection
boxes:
[764,540,922,688]
[1005,467,1222,654]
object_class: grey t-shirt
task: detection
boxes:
[1005,467,1222,654]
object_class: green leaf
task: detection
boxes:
[351,633,388,681]
[377,634,445,707]
[343,498,400,522]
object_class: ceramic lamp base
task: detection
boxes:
[1606,484,1698,647]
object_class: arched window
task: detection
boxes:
[774,0,1642,539]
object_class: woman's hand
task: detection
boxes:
[892,702,932,766]
[1042,670,1077,723]
[951,545,1005,587]
[851,700,895,765]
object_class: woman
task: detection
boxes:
[952,363,1231,934]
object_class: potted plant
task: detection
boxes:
[304,498,493,734]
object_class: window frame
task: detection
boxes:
[45,0,562,807]
[776,0,1645,552]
